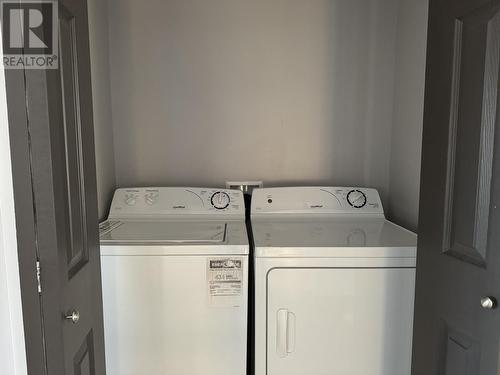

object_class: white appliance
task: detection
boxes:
[251,187,417,375]
[99,187,248,375]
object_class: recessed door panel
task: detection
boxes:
[267,268,415,375]
[73,331,96,375]
[58,4,90,279]
[443,327,480,375]
[443,2,500,266]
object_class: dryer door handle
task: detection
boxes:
[276,309,296,357]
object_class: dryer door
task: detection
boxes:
[267,268,415,375]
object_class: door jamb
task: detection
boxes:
[5,68,48,374]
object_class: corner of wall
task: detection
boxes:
[387,0,428,232]
[88,0,117,220]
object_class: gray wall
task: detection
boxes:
[107,0,403,206]
[387,0,428,231]
[88,0,116,221]
[94,0,428,229]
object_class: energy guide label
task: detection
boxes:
[207,258,243,297]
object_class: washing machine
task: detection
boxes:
[99,187,248,375]
[251,187,417,375]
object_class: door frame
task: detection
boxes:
[5,68,48,374]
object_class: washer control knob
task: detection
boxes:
[145,193,158,205]
[125,195,137,206]
[211,191,230,210]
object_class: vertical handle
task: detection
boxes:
[276,309,288,357]
[286,311,296,354]
[276,309,296,357]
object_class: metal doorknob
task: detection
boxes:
[480,297,497,310]
[65,310,80,324]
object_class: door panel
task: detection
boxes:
[73,331,96,375]
[15,0,106,373]
[443,327,480,375]
[55,0,105,373]
[59,3,90,278]
[443,1,500,266]
[267,268,415,375]
[413,0,500,373]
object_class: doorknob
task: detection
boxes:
[480,297,497,310]
[65,310,80,324]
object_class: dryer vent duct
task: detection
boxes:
[226,181,263,221]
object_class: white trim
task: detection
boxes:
[0,25,28,375]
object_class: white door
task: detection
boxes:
[267,268,415,375]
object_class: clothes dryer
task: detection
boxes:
[251,187,416,375]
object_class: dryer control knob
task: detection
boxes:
[347,190,367,208]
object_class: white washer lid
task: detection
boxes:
[99,220,227,245]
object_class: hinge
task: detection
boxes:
[36,259,42,294]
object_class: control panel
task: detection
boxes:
[108,187,245,220]
[251,187,384,216]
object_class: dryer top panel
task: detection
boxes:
[252,217,416,257]
[108,187,245,220]
[251,187,384,218]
